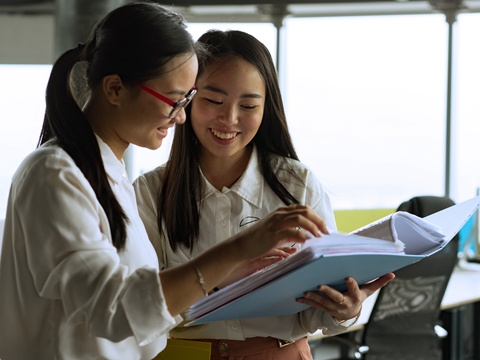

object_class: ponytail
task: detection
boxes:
[38,41,129,251]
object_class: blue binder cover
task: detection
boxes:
[186,196,480,326]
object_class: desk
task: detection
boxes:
[308,266,480,359]
[441,266,480,309]
[440,266,480,360]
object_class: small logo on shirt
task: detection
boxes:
[239,216,260,227]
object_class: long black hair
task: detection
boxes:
[157,30,301,252]
[38,2,196,250]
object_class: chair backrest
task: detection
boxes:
[362,196,459,360]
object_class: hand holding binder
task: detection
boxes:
[185,196,480,326]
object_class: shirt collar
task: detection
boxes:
[200,145,264,208]
[94,134,127,185]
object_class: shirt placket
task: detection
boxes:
[215,193,231,242]
[215,192,243,338]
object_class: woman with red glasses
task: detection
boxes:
[134,29,394,360]
[0,4,328,360]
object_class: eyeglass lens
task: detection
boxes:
[169,88,197,118]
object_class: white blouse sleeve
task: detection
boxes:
[15,151,175,345]
[133,171,167,270]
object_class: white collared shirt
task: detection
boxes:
[134,146,350,341]
[0,136,180,360]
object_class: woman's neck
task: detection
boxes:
[83,98,128,161]
[200,145,253,191]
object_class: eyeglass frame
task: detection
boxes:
[134,82,197,119]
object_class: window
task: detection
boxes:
[0,65,51,217]
[283,14,447,209]
[455,13,480,203]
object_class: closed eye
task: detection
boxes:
[206,98,222,105]
[242,105,258,110]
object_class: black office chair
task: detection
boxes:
[327,196,459,360]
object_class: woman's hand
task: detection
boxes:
[295,273,395,322]
[230,205,327,262]
[160,205,325,315]
[215,247,298,289]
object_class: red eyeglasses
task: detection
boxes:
[135,82,197,119]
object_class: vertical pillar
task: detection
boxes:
[444,9,456,198]
[54,0,125,60]
[428,0,464,198]
[257,4,288,73]
[270,4,287,74]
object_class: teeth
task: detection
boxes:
[211,129,237,140]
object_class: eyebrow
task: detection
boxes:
[202,85,263,99]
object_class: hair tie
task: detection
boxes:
[75,42,85,52]
[73,42,89,63]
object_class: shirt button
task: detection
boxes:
[219,342,228,351]
[220,219,227,226]
[231,324,239,331]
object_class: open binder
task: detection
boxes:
[185,196,480,326]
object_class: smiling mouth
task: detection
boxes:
[211,128,238,140]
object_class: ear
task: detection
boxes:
[103,74,124,106]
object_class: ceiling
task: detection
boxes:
[0,0,477,20]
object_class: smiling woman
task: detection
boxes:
[190,57,265,187]
[81,53,198,156]
[133,29,394,360]
[0,4,331,359]
[0,3,200,357]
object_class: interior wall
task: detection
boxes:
[0,14,54,64]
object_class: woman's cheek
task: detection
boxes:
[193,103,217,123]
